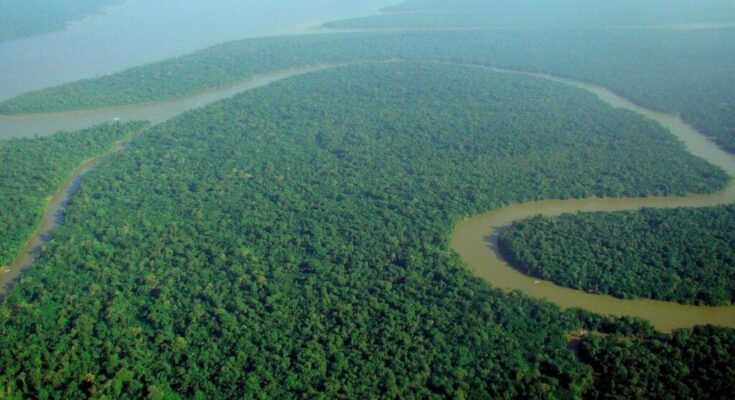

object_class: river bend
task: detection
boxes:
[451,66,735,332]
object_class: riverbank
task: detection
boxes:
[451,67,735,332]
[0,128,147,297]
[0,65,329,139]
[0,1,393,102]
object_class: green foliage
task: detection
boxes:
[499,206,735,305]
[334,0,735,29]
[0,0,122,42]
[496,28,735,153]
[332,1,735,151]
[580,326,735,399]
[2,28,734,152]
[0,62,728,398]
[0,121,148,265]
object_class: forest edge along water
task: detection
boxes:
[1,60,734,331]
[0,65,343,296]
[0,129,149,298]
[451,65,735,333]
[0,0,393,101]
[0,65,331,139]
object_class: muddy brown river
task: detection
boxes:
[451,67,735,332]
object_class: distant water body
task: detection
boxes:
[0,0,392,101]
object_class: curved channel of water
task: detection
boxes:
[451,67,735,332]
[0,65,329,139]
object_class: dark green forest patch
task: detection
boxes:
[499,206,735,305]
[0,121,148,266]
[579,326,735,400]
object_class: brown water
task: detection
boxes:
[0,65,330,139]
[451,67,735,332]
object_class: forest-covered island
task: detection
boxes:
[499,206,735,305]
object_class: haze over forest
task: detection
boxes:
[0,1,733,399]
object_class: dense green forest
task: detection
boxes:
[0,0,122,42]
[329,0,735,30]
[2,27,734,151]
[579,326,735,399]
[0,62,730,398]
[498,206,735,305]
[0,121,147,266]
[332,0,735,150]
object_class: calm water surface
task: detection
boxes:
[0,0,392,101]
[451,67,735,332]
[0,65,329,139]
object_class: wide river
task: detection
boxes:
[1,60,733,331]
[0,0,392,102]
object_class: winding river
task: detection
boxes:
[451,67,735,332]
[1,60,734,331]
